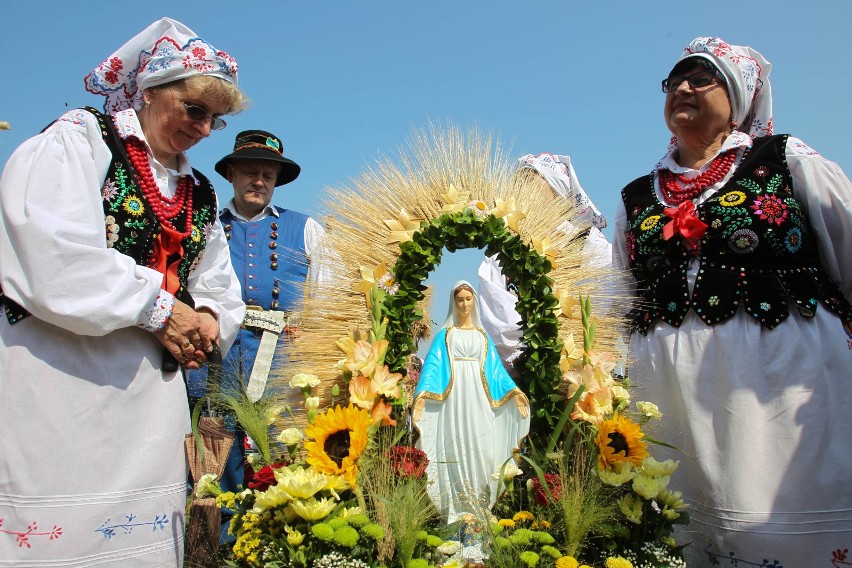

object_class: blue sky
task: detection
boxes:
[2,1,850,326]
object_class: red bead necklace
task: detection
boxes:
[124,137,194,238]
[658,150,737,205]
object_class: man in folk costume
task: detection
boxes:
[188,130,329,523]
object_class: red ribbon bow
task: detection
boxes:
[663,201,707,250]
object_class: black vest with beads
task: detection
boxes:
[3,107,218,324]
[621,134,852,334]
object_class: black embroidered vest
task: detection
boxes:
[3,107,218,324]
[621,134,852,334]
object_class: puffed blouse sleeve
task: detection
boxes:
[786,137,852,300]
[188,201,245,353]
[0,111,173,335]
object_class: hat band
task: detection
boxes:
[234,142,284,156]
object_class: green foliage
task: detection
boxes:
[382,210,563,441]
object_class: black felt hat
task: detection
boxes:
[214,130,301,187]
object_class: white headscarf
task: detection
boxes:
[675,36,773,138]
[84,17,239,114]
[441,280,484,330]
[517,153,606,229]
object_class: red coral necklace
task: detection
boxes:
[658,150,737,205]
[124,137,194,238]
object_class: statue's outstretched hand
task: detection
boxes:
[412,397,425,423]
[516,395,530,419]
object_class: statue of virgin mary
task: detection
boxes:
[412,280,530,523]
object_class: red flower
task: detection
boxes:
[104,71,119,84]
[247,462,287,491]
[387,446,429,479]
[109,56,123,72]
[531,474,562,505]
[192,47,207,59]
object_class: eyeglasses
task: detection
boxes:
[181,101,227,130]
[661,69,725,93]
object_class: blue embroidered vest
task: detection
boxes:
[3,107,218,324]
[621,134,852,334]
[211,208,308,380]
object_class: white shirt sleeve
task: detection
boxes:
[786,136,852,300]
[0,111,167,335]
[189,205,245,353]
[476,255,523,364]
[304,216,333,287]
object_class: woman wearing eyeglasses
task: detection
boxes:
[0,18,245,566]
[613,37,852,565]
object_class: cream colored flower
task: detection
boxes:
[195,473,221,498]
[251,483,293,512]
[491,461,522,481]
[275,467,329,500]
[640,457,678,478]
[598,462,634,487]
[266,405,284,426]
[618,493,643,525]
[277,427,304,446]
[305,396,320,410]
[290,373,321,389]
[636,401,662,420]
[289,496,338,520]
[632,473,670,500]
[339,506,362,519]
[285,525,305,546]
[437,540,462,555]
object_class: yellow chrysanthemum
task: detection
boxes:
[304,404,371,486]
[595,414,649,470]
[556,556,579,568]
[498,518,515,528]
[274,466,329,500]
[512,510,534,523]
[606,556,633,568]
[289,496,338,521]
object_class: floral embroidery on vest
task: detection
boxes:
[621,134,852,334]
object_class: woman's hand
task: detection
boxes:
[515,395,530,419]
[155,301,219,369]
[412,397,425,423]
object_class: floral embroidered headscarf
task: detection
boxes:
[84,17,239,114]
[517,152,606,229]
[674,36,773,138]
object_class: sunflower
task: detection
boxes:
[595,414,648,470]
[304,404,371,486]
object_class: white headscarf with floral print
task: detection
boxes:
[676,36,773,138]
[84,18,239,115]
[518,152,607,229]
